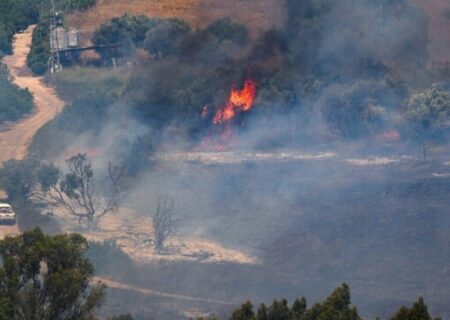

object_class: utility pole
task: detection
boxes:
[50,0,62,73]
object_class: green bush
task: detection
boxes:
[143,18,190,57]
[92,14,159,59]
[26,22,50,75]
[0,63,34,122]
[0,25,13,57]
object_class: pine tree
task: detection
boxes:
[291,297,307,320]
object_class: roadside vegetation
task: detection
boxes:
[0,64,33,122]
[0,153,126,229]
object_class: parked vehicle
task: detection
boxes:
[0,203,16,225]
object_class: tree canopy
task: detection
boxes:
[0,64,34,123]
[0,228,105,320]
[227,284,361,320]
[404,85,450,140]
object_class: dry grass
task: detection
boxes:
[66,0,285,45]
[55,207,257,265]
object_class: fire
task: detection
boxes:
[198,76,257,151]
[213,78,257,124]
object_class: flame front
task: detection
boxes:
[197,77,257,151]
[213,78,257,124]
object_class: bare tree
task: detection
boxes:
[152,195,178,252]
[33,154,125,228]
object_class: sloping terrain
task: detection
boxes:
[66,0,284,43]
[0,26,63,163]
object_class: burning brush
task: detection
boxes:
[199,76,257,150]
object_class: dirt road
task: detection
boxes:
[94,276,233,305]
[0,25,63,163]
[0,25,63,237]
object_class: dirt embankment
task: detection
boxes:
[0,25,63,163]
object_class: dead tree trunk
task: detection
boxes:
[152,195,177,252]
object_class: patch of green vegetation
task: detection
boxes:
[201,284,441,320]
[26,22,50,75]
[0,228,105,319]
[0,64,34,122]
[92,14,160,59]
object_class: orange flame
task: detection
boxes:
[213,78,257,124]
[197,76,257,151]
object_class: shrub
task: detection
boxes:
[0,63,34,122]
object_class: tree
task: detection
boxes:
[0,158,41,200]
[26,22,50,75]
[291,298,307,320]
[390,297,441,320]
[143,18,190,58]
[226,285,442,320]
[92,14,158,59]
[152,195,179,252]
[268,299,291,320]
[403,85,450,158]
[230,301,254,320]
[205,17,248,45]
[0,228,105,320]
[256,304,268,320]
[34,154,125,228]
[0,63,33,121]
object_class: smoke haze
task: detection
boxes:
[33,1,450,319]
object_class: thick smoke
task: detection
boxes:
[42,1,450,319]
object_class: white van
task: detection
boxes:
[0,203,16,224]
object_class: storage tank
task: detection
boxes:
[67,30,80,48]
[50,27,68,51]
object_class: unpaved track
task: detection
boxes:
[94,276,233,305]
[0,25,63,237]
[0,25,63,163]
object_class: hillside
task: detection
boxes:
[1,0,450,319]
[66,0,285,45]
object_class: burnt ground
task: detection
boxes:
[93,157,450,320]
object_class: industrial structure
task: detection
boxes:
[48,0,122,73]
